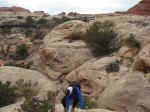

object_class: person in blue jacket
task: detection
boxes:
[61,81,84,112]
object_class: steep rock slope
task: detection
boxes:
[39,20,93,80]
[127,0,150,16]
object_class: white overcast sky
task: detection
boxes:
[0,0,141,14]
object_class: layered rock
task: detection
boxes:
[39,20,93,80]
[0,6,30,16]
[127,0,150,16]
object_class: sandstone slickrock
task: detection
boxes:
[96,15,150,46]
[0,66,57,94]
[65,56,128,97]
[55,104,118,112]
[127,0,150,16]
[0,103,118,112]
[39,20,93,80]
[100,72,150,112]
[0,101,22,112]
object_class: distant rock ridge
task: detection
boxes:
[0,6,30,13]
[127,0,150,16]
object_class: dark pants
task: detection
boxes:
[61,95,78,109]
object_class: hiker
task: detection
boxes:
[61,81,84,112]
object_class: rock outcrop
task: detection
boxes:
[55,104,117,112]
[65,56,128,97]
[0,6,30,13]
[127,0,150,16]
[39,20,93,80]
[100,72,150,112]
[133,44,150,73]
[0,66,57,94]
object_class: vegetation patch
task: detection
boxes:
[18,90,56,112]
[15,44,29,60]
[0,81,16,107]
[105,61,120,73]
[13,79,40,99]
[84,21,117,57]
[26,16,36,25]
[125,34,140,49]
[5,61,33,69]
[0,27,11,34]
[34,30,46,40]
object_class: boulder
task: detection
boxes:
[39,20,93,80]
[100,72,150,112]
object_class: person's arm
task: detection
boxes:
[65,95,70,110]
[76,87,84,109]
[65,90,70,110]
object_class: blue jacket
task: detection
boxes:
[65,87,84,110]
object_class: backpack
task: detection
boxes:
[65,81,81,96]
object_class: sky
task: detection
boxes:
[0,0,141,15]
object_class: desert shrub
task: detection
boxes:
[34,30,46,40]
[1,27,11,34]
[84,21,116,57]
[17,16,23,19]
[18,91,56,112]
[26,16,36,25]
[105,61,120,73]
[52,16,71,25]
[13,79,40,99]
[0,81,16,107]
[80,96,98,109]
[125,34,140,49]
[62,16,71,22]
[36,18,48,25]
[24,28,34,37]
[4,61,33,69]
[15,44,29,60]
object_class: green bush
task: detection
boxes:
[84,21,116,57]
[17,16,23,19]
[0,81,16,107]
[34,30,46,40]
[105,61,120,73]
[18,91,56,112]
[15,44,29,60]
[37,18,48,25]
[126,34,140,49]
[62,16,71,22]
[80,96,98,109]
[1,27,11,34]
[13,79,40,99]
[26,16,36,25]
[24,28,34,37]
[4,61,33,69]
